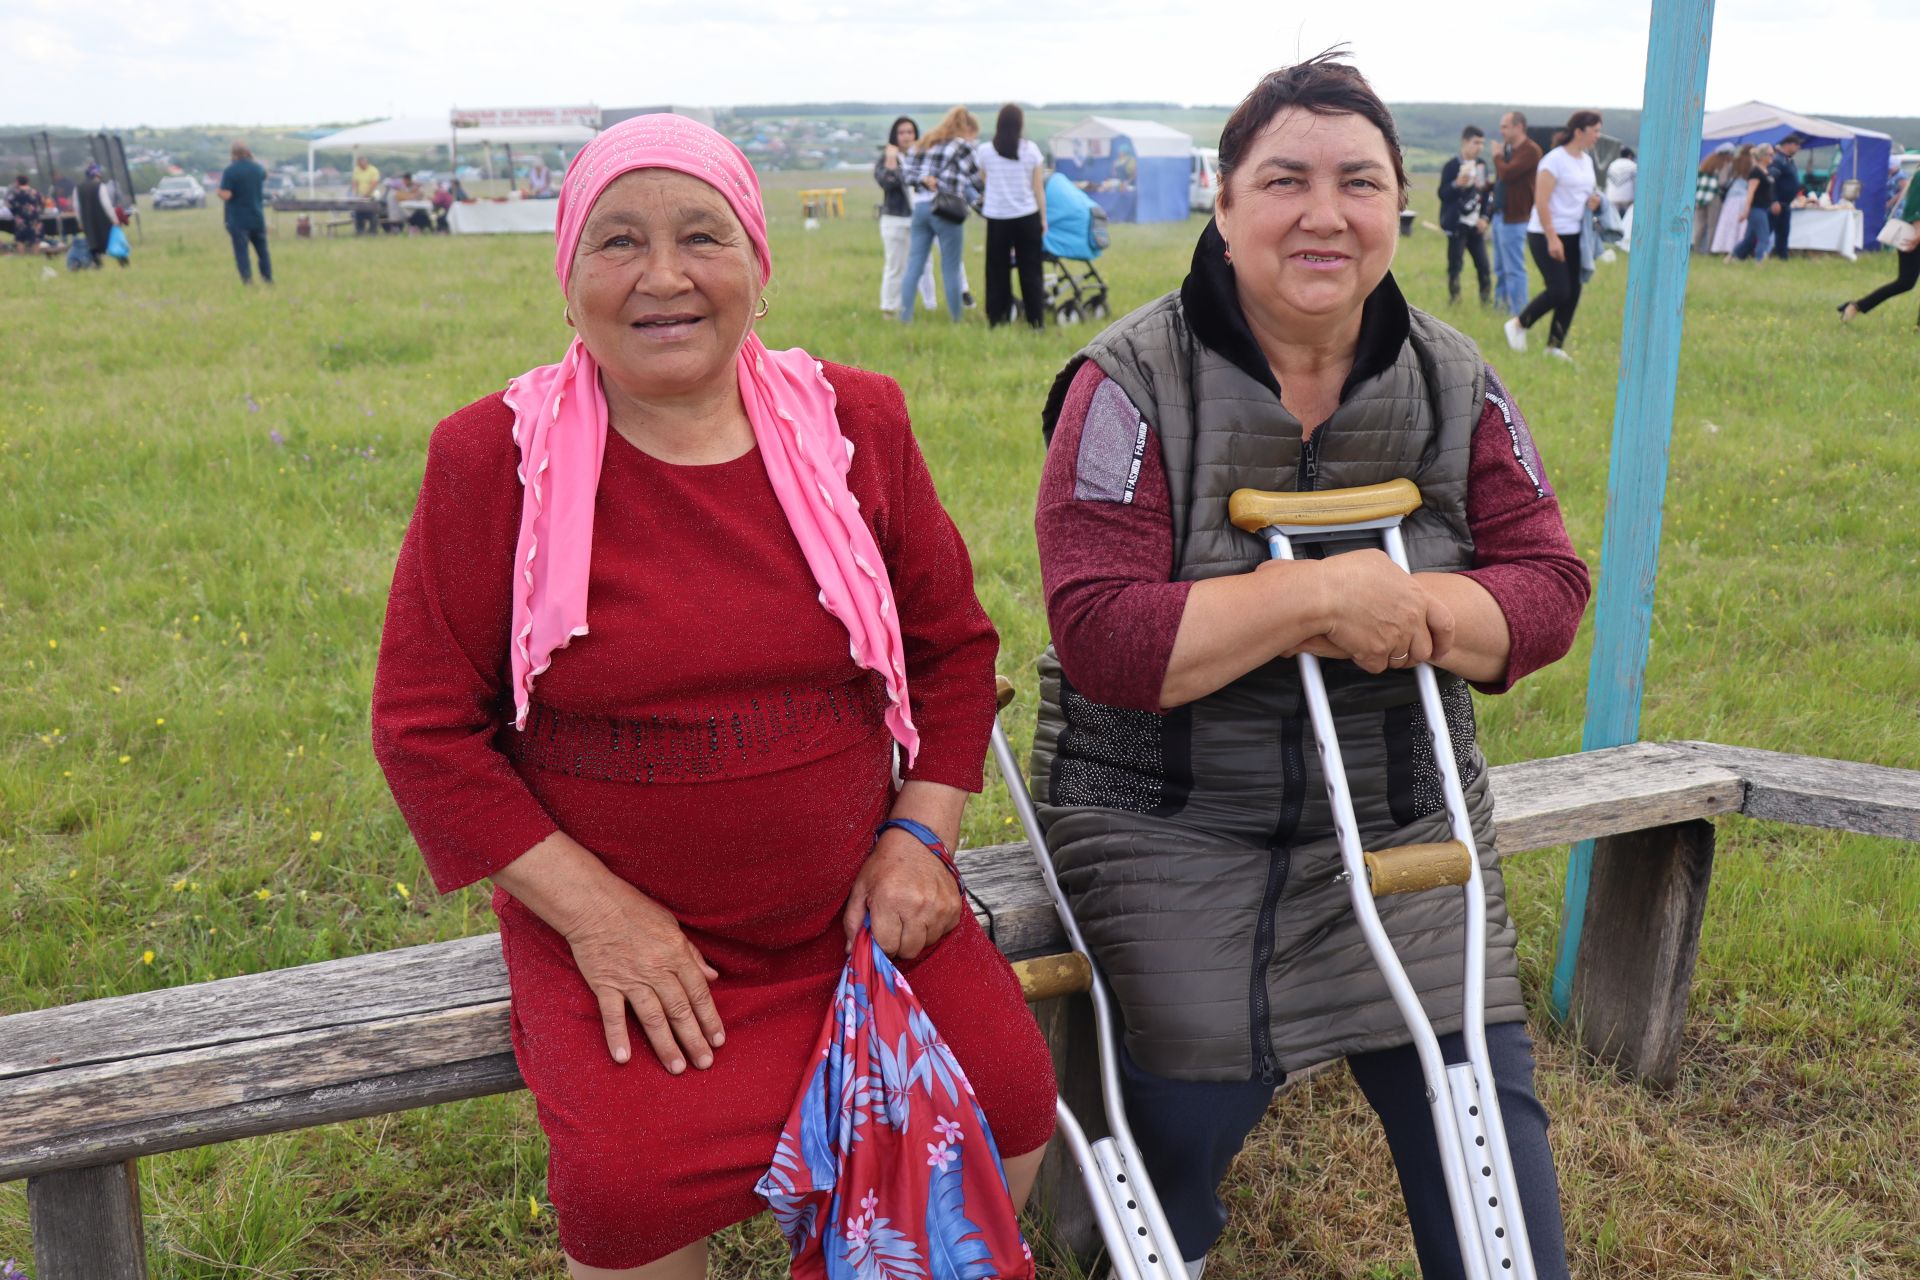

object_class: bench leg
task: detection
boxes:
[27,1159,150,1280]
[1569,819,1716,1089]
[1027,993,1103,1270]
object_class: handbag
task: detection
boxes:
[1876,216,1918,253]
[756,921,1035,1280]
[106,225,130,261]
[931,189,969,224]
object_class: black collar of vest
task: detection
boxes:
[1179,217,1412,405]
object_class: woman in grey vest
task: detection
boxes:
[1031,54,1592,1279]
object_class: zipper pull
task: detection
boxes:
[1259,1054,1279,1086]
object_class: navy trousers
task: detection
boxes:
[229,225,272,283]
[1118,1020,1571,1279]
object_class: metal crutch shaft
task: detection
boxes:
[989,692,1184,1280]
[1230,482,1537,1280]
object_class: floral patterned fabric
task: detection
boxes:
[757,923,1036,1280]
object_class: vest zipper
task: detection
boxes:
[1249,716,1306,1086]
[1248,429,1322,1086]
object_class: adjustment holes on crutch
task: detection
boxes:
[1127,1200,1137,1209]
[1468,1105,1479,1116]
[1137,1227,1149,1237]
[1475,1136,1486,1146]
[1502,1260,1513,1270]
[1488,1197,1499,1208]
[1482,1166,1492,1177]
[1148,1256,1160,1265]
[1116,1173,1127,1183]
[1495,1228,1505,1240]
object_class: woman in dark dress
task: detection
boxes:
[370,115,1055,1279]
[77,163,115,267]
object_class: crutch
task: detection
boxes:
[1226,479,1537,1280]
[989,676,1185,1280]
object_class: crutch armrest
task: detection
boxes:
[1363,840,1473,897]
[1228,479,1423,532]
[1010,951,1093,1002]
[995,675,1016,711]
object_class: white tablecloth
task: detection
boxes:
[448,199,559,235]
[1783,207,1864,260]
[1620,203,1864,260]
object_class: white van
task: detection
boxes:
[1190,147,1220,211]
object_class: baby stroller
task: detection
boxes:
[1040,172,1111,326]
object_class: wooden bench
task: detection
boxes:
[5,741,1915,1279]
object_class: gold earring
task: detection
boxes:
[563,304,574,327]
[754,297,770,319]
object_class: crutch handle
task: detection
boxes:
[1228,478,1423,533]
[1010,951,1094,1001]
[995,674,1016,711]
[1364,841,1474,897]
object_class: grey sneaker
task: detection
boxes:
[1544,346,1574,363]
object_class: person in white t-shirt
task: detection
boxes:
[1504,111,1604,362]
[1604,147,1637,216]
[975,103,1049,329]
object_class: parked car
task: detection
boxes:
[152,176,206,209]
[1189,147,1219,211]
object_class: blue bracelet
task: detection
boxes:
[876,818,963,891]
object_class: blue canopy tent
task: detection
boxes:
[1049,116,1193,224]
[1700,101,1895,247]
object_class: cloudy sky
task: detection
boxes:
[10,0,1916,129]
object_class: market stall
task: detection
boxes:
[1699,101,1894,247]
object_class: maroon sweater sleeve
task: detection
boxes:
[1036,361,1590,708]
[1035,360,1192,712]
[1456,367,1592,693]
[370,395,560,895]
[831,364,1000,792]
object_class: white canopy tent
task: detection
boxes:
[305,116,598,191]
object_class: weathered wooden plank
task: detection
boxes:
[0,933,508,1078]
[4,1054,522,1183]
[2,1004,510,1154]
[27,1159,148,1280]
[1568,820,1716,1089]
[1484,742,1742,853]
[1669,741,1920,840]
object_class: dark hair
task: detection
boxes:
[1505,110,1528,128]
[1217,50,1409,208]
[14,173,27,185]
[993,104,1024,162]
[1619,147,1636,161]
[1462,125,1484,142]
[1552,110,1602,148]
[888,116,918,146]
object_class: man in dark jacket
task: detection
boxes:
[1438,125,1492,305]
[1768,135,1804,261]
[217,141,272,285]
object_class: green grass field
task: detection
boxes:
[3,172,1917,1278]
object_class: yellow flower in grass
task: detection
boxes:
[254,889,272,901]
[142,950,155,965]
[309,830,324,843]
[172,878,188,893]
[119,755,131,764]
[529,1195,542,1220]
[395,882,411,901]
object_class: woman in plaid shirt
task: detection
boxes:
[899,106,984,324]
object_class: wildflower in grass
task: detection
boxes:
[110,685,122,694]
[172,878,188,893]
[246,395,260,413]
[529,1195,542,1220]
[142,950,154,965]
[47,639,56,649]
[2,1256,27,1280]
[155,718,165,726]
[270,430,285,446]
[395,882,411,901]
[254,889,271,901]
[119,755,131,764]
[309,830,323,843]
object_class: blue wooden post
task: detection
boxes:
[1549,0,1719,1022]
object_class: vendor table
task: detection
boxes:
[1621,203,1865,259]
[448,199,559,235]
[1782,207,1864,259]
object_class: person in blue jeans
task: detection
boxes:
[217,141,273,285]
[1730,143,1776,263]
[897,106,982,323]
[1491,112,1541,316]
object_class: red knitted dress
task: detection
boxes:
[371,364,1058,1270]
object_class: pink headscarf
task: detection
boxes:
[502,115,918,763]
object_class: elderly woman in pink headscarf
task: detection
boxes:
[370,116,1056,1278]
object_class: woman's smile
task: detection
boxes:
[627,311,708,341]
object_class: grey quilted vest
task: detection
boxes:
[1029,288,1525,1082]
